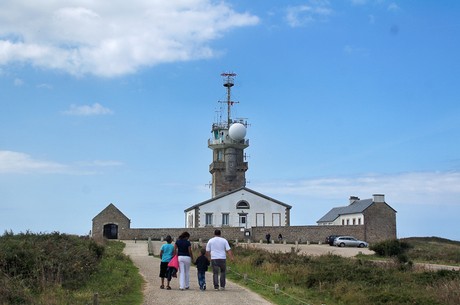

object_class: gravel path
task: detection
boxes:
[123,240,275,305]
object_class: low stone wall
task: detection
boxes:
[122,226,248,242]
[117,224,368,244]
[252,225,365,244]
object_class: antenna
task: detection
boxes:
[221,72,238,126]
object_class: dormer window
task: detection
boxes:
[236,200,250,209]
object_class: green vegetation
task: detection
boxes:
[227,238,460,305]
[0,232,143,305]
[2,233,459,305]
[402,237,460,265]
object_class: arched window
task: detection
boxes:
[236,200,250,209]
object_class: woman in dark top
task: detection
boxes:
[174,231,194,290]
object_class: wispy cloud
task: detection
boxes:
[286,1,333,27]
[388,3,401,12]
[36,83,53,89]
[62,103,113,116]
[0,150,123,174]
[0,1,259,77]
[0,151,69,174]
[14,78,23,86]
[253,172,460,205]
[344,44,369,56]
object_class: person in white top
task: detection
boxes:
[205,229,234,290]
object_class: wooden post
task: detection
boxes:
[274,284,279,294]
[244,273,248,284]
[93,293,99,305]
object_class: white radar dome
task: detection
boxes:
[229,123,247,140]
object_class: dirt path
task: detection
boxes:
[123,240,275,305]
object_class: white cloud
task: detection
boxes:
[0,1,259,77]
[253,171,460,205]
[0,150,123,174]
[0,150,69,174]
[63,103,113,116]
[286,1,333,27]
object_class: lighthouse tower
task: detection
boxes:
[208,73,249,197]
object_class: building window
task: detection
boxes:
[353,218,356,225]
[236,200,250,209]
[358,218,362,225]
[222,213,229,226]
[342,219,345,225]
[346,219,350,225]
[205,213,213,226]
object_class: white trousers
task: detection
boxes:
[178,255,191,289]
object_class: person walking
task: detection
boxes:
[175,231,194,290]
[194,248,210,291]
[206,229,234,291]
[159,235,174,290]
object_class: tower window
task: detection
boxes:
[217,150,223,161]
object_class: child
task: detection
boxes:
[159,235,174,290]
[194,248,210,291]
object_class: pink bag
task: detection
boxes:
[168,255,179,269]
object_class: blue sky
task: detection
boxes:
[1,0,459,241]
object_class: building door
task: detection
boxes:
[103,223,118,239]
[239,213,247,228]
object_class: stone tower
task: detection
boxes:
[208,73,249,197]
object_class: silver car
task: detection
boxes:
[333,236,368,248]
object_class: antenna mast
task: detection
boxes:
[221,72,238,126]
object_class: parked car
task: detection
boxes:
[333,236,368,248]
[325,235,341,246]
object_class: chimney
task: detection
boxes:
[349,196,360,205]
[373,194,385,203]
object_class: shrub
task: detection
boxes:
[370,239,412,257]
[0,232,105,300]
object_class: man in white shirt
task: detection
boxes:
[206,229,234,290]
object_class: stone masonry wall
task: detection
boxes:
[118,225,370,244]
[252,225,365,244]
[92,207,130,241]
[363,203,397,243]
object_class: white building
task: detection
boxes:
[185,187,291,229]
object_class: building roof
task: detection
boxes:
[316,198,374,223]
[92,203,130,221]
[184,186,292,212]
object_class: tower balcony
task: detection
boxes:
[208,138,249,149]
[209,161,248,172]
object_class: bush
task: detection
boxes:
[0,232,105,304]
[370,239,412,257]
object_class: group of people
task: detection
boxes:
[159,229,234,291]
